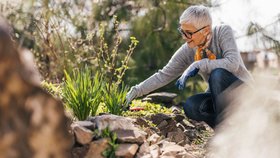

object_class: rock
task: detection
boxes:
[184,129,197,141]
[195,122,209,131]
[184,144,195,152]
[174,114,185,122]
[114,129,146,144]
[150,126,161,135]
[160,142,187,157]
[137,154,153,158]
[149,113,172,125]
[72,145,89,158]
[135,117,150,128]
[167,131,189,145]
[74,121,96,131]
[136,142,150,158]
[115,143,139,158]
[98,112,111,116]
[157,120,168,129]
[71,123,94,145]
[158,139,176,148]
[0,22,72,157]
[144,127,160,137]
[87,114,137,131]
[188,120,207,130]
[85,138,109,158]
[176,123,187,132]
[176,127,184,133]
[147,133,161,145]
[171,106,182,114]
[142,92,177,104]
[156,139,192,156]
[183,153,197,158]
[149,144,161,158]
[182,119,196,129]
[159,119,177,136]
[175,152,197,158]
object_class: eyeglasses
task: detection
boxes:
[178,25,208,39]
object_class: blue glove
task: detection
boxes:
[176,67,199,90]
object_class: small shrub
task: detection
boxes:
[97,17,139,86]
[62,67,103,120]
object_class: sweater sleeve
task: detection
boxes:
[134,44,192,97]
[196,25,241,74]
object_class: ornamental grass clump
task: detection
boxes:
[63,67,103,120]
[103,83,129,115]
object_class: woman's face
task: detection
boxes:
[179,23,210,48]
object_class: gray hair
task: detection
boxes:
[179,5,212,29]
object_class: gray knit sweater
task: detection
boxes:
[132,25,253,98]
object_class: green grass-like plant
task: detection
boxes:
[101,127,119,158]
[63,67,103,120]
[102,83,128,115]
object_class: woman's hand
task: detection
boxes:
[176,64,200,90]
[125,87,138,106]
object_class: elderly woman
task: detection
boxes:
[125,5,253,128]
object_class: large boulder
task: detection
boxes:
[87,114,137,131]
[71,123,95,145]
[0,20,72,158]
[114,129,146,144]
[87,114,147,144]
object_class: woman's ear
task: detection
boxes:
[203,26,211,35]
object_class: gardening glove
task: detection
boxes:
[125,87,138,106]
[176,63,200,90]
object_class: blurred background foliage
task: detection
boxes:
[246,20,280,57]
[1,0,211,103]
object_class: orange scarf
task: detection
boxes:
[194,33,216,61]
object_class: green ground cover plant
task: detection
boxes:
[123,100,172,117]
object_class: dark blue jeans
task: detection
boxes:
[183,68,243,128]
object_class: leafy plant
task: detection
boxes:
[101,127,119,158]
[123,100,172,117]
[62,67,103,120]
[97,16,139,85]
[41,80,62,98]
[102,83,129,115]
[96,102,109,115]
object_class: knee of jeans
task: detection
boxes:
[183,99,191,112]
[209,68,227,84]
[183,99,196,119]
